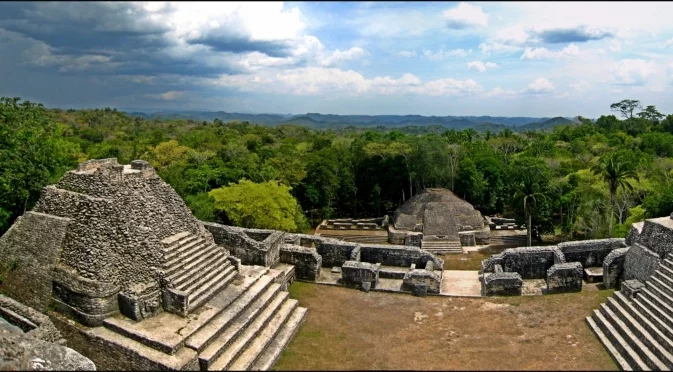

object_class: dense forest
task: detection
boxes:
[2,96,673,243]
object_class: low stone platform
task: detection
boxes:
[584,267,604,283]
[53,265,308,371]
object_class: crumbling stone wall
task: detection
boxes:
[402,269,441,294]
[279,244,322,281]
[557,238,626,267]
[358,243,443,269]
[482,271,523,296]
[633,218,673,257]
[500,247,558,279]
[316,240,359,268]
[626,221,644,246]
[0,295,64,344]
[603,247,630,289]
[458,232,476,247]
[546,262,583,294]
[203,223,282,267]
[0,211,70,312]
[341,261,380,288]
[623,243,661,283]
[404,232,423,247]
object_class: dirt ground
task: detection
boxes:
[275,282,617,371]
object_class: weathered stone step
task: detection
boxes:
[613,292,673,367]
[88,326,198,370]
[186,275,275,352]
[164,235,201,258]
[662,258,673,271]
[645,280,673,308]
[658,263,673,279]
[189,266,238,310]
[592,309,651,370]
[172,245,226,289]
[632,293,673,342]
[161,231,192,249]
[198,284,283,369]
[649,276,673,300]
[586,316,633,371]
[250,307,307,371]
[207,295,294,371]
[637,289,673,330]
[167,247,226,289]
[228,299,299,371]
[164,239,208,271]
[604,298,673,369]
[178,253,231,292]
[655,270,673,290]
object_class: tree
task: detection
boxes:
[610,99,642,119]
[637,105,664,124]
[209,179,307,232]
[591,151,639,237]
[144,140,191,170]
[508,158,551,246]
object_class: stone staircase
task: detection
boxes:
[587,253,673,370]
[315,233,389,244]
[161,232,237,313]
[95,266,307,371]
[421,239,463,254]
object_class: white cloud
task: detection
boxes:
[423,48,471,61]
[520,44,580,60]
[320,47,366,66]
[523,78,555,94]
[467,61,497,72]
[484,87,516,97]
[609,39,622,52]
[443,2,488,29]
[479,41,521,54]
[611,59,657,85]
[569,80,591,92]
[665,38,673,48]
[144,91,186,100]
[209,68,480,97]
[397,50,417,58]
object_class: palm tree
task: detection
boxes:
[513,170,547,247]
[591,152,639,237]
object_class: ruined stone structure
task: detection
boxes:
[586,215,673,370]
[204,223,446,296]
[480,238,627,296]
[0,294,96,370]
[387,188,490,254]
[0,159,307,371]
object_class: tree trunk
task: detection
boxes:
[609,191,615,238]
[402,188,405,203]
[527,212,532,247]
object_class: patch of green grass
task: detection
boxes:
[288,281,317,300]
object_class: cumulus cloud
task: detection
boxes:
[443,2,488,29]
[423,48,471,61]
[609,39,622,52]
[397,50,416,58]
[479,41,522,54]
[210,68,480,97]
[144,91,186,100]
[319,47,366,67]
[611,59,657,85]
[523,78,555,94]
[484,87,516,97]
[569,80,591,92]
[467,61,497,72]
[520,44,580,60]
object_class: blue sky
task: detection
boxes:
[1,1,672,117]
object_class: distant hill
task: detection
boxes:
[515,117,576,132]
[123,109,578,131]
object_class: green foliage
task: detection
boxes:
[209,179,308,232]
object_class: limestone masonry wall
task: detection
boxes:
[0,294,64,344]
[0,211,70,312]
[623,243,661,283]
[603,247,630,289]
[279,244,322,281]
[546,262,583,294]
[203,222,282,267]
[557,238,626,267]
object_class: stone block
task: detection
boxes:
[331,266,342,274]
[411,284,427,297]
[546,262,583,294]
[403,269,441,294]
[361,281,371,293]
[341,261,380,288]
[279,244,321,281]
[118,290,162,321]
[482,272,522,296]
[602,247,629,289]
[162,288,189,317]
[622,279,645,300]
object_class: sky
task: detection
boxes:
[1,1,672,118]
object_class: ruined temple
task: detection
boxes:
[387,188,490,253]
[0,159,307,370]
